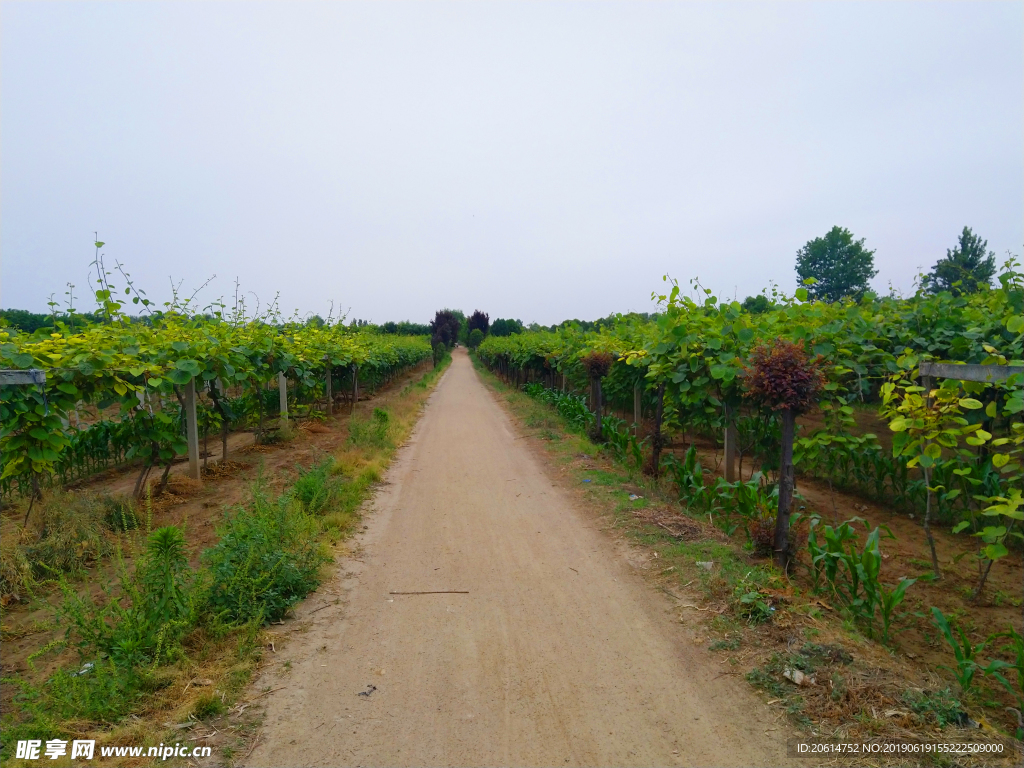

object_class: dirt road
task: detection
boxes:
[248,350,788,767]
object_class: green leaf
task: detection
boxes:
[951,521,970,534]
[958,397,983,410]
[175,359,202,375]
[795,287,808,302]
[982,543,1008,561]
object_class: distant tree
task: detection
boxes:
[795,226,878,302]
[741,295,774,314]
[490,318,524,337]
[0,308,103,333]
[467,310,490,336]
[429,309,462,349]
[443,309,468,344]
[467,328,485,349]
[379,320,430,335]
[306,314,325,328]
[923,226,997,296]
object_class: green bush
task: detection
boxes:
[61,526,198,668]
[467,328,484,349]
[204,483,328,624]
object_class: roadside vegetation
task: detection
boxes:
[0,350,451,767]
[471,336,1023,763]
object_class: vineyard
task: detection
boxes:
[2,261,1023,759]
[477,266,1023,569]
[477,264,1024,739]
[0,314,431,506]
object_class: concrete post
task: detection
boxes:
[185,378,201,480]
[278,371,288,422]
[633,384,642,436]
[723,403,737,482]
[324,357,333,415]
[351,364,359,412]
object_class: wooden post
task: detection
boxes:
[184,377,201,480]
[324,358,333,415]
[723,403,737,482]
[633,384,642,436]
[351,364,359,412]
[278,371,288,422]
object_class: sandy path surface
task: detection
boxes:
[247,350,788,767]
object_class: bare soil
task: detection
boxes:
[243,349,789,767]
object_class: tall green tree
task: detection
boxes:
[923,226,996,296]
[795,226,878,302]
[490,318,523,337]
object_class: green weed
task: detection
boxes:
[192,692,226,721]
[204,481,328,624]
[61,526,198,668]
[902,688,968,727]
[292,457,341,515]
[349,408,392,449]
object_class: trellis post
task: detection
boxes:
[324,356,333,415]
[633,384,642,436]
[184,378,201,480]
[278,371,289,422]
[723,403,737,483]
[351,364,359,412]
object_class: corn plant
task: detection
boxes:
[931,607,985,694]
[981,627,1023,738]
[601,416,646,470]
[877,575,916,645]
[807,517,912,643]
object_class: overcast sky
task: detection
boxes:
[2,2,1021,325]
